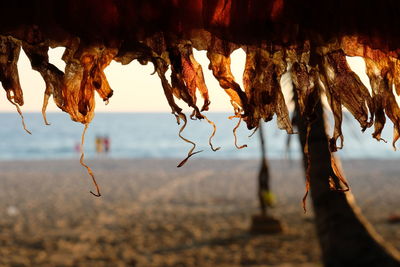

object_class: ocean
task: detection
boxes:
[0,112,398,161]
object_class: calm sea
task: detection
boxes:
[0,112,398,160]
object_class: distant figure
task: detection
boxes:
[74,142,82,153]
[95,136,103,153]
[103,136,110,153]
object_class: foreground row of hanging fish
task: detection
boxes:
[1,0,400,199]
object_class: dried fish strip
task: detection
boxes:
[365,58,400,148]
[22,43,64,125]
[287,43,317,117]
[0,36,24,105]
[319,48,373,151]
[243,47,293,133]
[168,44,203,119]
[318,56,344,152]
[329,155,350,192]
[181,44,210,112]
[62,45,117,124]
[206,51,247,112]
[0,36,31,134]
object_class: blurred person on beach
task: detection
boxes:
[95,136,103,154]
[74,142,82,153]
[104,136,110,153]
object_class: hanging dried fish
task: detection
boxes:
[365,57,400,148]
[22,43,64,125]
[206,51,247,113]
[0,36,31,134]
[167,43,203,119]
[243,46,293,133]
[152,56,183,116]
[179,43,210,112]
[61,44,117,124]
[319,48,373,151]
[287,42,318,117]
[329,155,350,192]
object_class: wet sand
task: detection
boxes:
[0,159,399,266]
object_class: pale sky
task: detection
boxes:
[0,47,371,113]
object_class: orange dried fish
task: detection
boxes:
[206,51,247,112]
[180,44,210,112]
[329,155,350,192]
[168,44,203,119]
[62,45,117,124]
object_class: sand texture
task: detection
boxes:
[0,159,399,266]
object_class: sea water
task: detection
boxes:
[0,112,398,160]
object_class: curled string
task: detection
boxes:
[378,137,388,143]
[302,123,312,213]
[7,96,31,135]
[42,93,51,125]
[80,123,101,197]
[177,113,203,167]
[202,114,221,152]
[229,115,247,149]
[248,125,259,138]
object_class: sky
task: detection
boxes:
[0,47,372,113]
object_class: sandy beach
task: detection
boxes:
[0,158,399,266]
